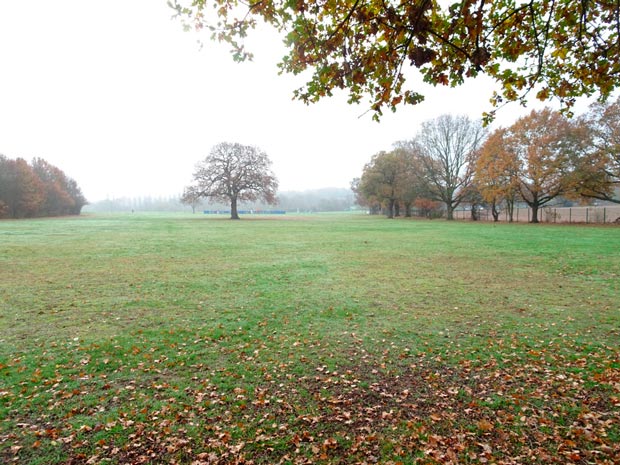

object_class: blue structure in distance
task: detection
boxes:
[203,210,286,215]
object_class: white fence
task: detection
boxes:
[453,205,620,224]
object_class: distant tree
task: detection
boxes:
[414,198,443,219]
[475,128,520,222]
[392,142,427,217]
[349,177,363,206]
[64,177,88,215]
[184,142,278,220]
[502,109,585,223]
[180,189,202,214]
[416,114,485,220]
[172,1,620,122]
[576,97,620,204]
[0,155,85,219]
[358,151,403,218]
[0,156,45,218]
[350,177,372,211]
[351,177,380,214]
[31,158,76,216]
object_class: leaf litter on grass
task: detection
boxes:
[1,327,618,465]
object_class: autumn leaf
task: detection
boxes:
[477,419,494,432]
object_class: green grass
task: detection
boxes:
[1,213,618,464]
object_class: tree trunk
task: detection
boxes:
[404,202,412,218]
[387,199,395,218]
[230,196,240,220]
[507,199,514,223]
[394,202,400,217]
[470,204,479,221]
[530,203,540,223]
[446,203,454,220]
[491,201,500,222]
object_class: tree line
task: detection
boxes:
[0,155,87,219]
[353,99,620,223]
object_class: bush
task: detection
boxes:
[414,198,443,219]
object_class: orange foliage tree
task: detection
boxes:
[31,158,87,216]
[479,109,587,223]
[0,155,87,219]
[413,198,442,219]
[474,128,520,222]
[0,156,44,219]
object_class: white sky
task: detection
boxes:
[0,1,590,202]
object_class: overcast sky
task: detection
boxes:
[0,1,590,202]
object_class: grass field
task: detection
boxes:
[1,213,618,464]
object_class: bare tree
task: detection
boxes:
[184,142,278,220]
[180,189,202,214]
[416,115,486,220]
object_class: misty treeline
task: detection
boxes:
[355,102,620,223]
[85,188,355,213]
[277,188,355,212]
[85,196,187,213]
[0,155,87,219]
